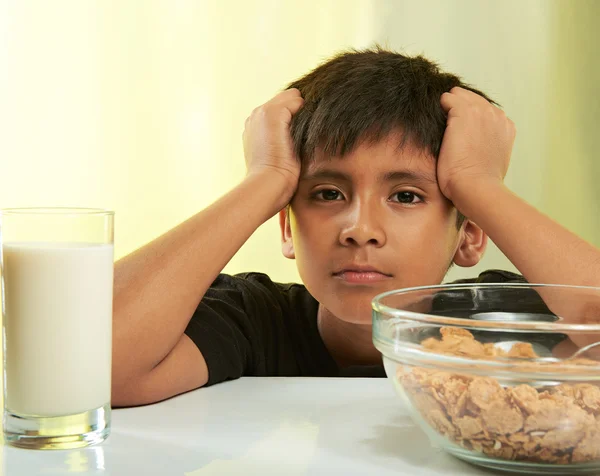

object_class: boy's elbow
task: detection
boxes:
[111,373,175,408]
[111,339,209,408]
[111,373,147,408]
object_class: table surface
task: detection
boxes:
[2,377,495,476]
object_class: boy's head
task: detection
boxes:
[287,46,494,166]
[279,47,490,324]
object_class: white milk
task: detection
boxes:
[2,242,113,417]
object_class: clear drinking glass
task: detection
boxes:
[1,208,114,449]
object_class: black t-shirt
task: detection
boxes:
[184,269,526,387]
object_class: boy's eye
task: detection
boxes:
[390,191,422,204]
[315,189,343,201]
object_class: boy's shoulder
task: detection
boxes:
[208,271,316,315]
[213,271,310,297]
[448,269,525,285]
[228,271,305,289]
[193,272,328,384]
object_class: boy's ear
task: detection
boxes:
[453,219,488,267]
[279,208,295,260]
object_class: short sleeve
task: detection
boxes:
[448,269,527,284]
[183,272,329,386]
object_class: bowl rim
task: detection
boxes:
[372,282,600,333]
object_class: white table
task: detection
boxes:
[2,378,492,475]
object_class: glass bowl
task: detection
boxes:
[372,283,600,474]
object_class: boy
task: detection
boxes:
[111,48,600,407]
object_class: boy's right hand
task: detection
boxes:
[243,88,304,209]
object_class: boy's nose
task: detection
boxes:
[338,206,386,248]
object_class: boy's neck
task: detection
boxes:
[317,305,382,368]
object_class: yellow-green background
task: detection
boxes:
[0,0,598,440]
[2,0,599,283]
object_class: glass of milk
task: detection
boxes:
[0,208,114,449]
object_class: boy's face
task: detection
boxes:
[281,132,486,324]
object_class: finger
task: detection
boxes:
[280,98,305,127]
[455,87,506,115]
[283,87,301,97]
[507,117,517,140]
[442,87,500,118]
[450,86,487,105]
[283,96,305,115]
[440,90,466,114]
[272,88,302,103]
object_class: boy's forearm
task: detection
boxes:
[453,181,600,287]
[112,172,288,386]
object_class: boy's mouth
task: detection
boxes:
[332,265,393,284]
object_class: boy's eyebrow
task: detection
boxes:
[300,169,352,182]
[382,170,437,184]
[301,168,437,184]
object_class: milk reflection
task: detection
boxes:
[3,445,106,475]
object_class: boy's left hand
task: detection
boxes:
[437,87,516,205]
